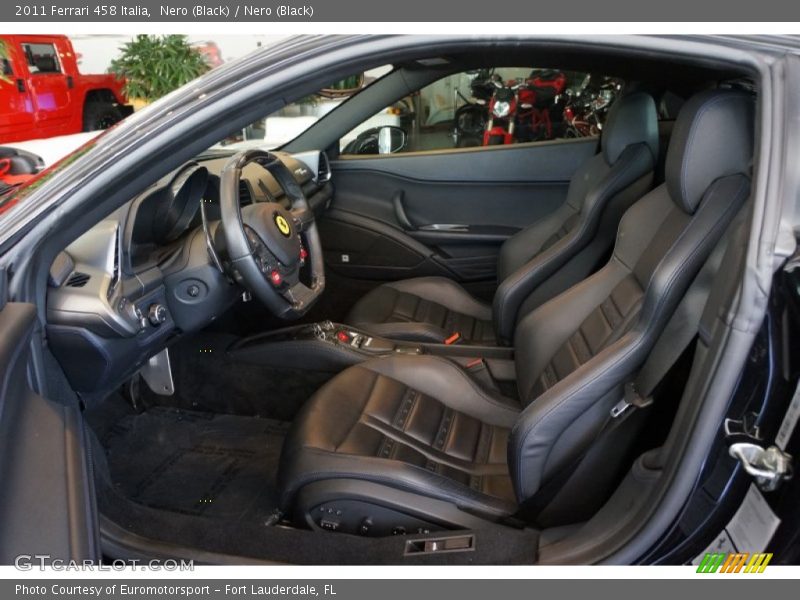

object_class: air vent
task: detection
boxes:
[238,180,252,204]
[107,229,121,299]
[65,272,91,288]
[318,152,331,183]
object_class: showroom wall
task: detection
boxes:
[71,34,288,73]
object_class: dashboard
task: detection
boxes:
[45,150,333,397]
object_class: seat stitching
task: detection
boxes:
[360,413,506,476]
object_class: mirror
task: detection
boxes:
[341,125,408,155]
[378,126,406,154]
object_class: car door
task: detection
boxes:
[319,67,605,291]
[20,39,74,136]
[0,299,97,564]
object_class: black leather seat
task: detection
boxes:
[346,92,660,345]
[279,90,754,534]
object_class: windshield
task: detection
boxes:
[211,65,391,151]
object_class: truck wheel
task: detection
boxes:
[83,102,123,132]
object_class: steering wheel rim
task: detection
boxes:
[218,149,325,319]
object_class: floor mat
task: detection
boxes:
[139,331,331,421]
[101,406,289,523]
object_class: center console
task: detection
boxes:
[227,321,424,372]
[227,320,514,375]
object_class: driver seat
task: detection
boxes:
[345,91,659,345]
[278,90,753,534]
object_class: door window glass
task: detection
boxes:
[341,68,624,155]
[22,43,62,74]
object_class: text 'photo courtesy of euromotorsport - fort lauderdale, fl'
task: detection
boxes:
[16,584,333,597]
[1,0,800,599]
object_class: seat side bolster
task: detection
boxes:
[280,447,518,518]
[493,144,655,344]
[509,330,647,502]
[361,355,520,428]
[382,277,492,320]
[495,202,577,283]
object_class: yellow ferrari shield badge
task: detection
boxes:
[274,214,291,237]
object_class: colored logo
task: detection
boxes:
[696,552,773,573]
[274,214,291,237]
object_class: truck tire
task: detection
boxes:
[82,101,123,132]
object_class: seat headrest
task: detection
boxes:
[601,91,659,165]
[665,89,754,214]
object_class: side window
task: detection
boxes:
[341,68,623,155]
[21,43,62,74]
[1,58,12,77]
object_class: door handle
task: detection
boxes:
[66,75,74,89]
[392,190,415,230]
[15,78,25,93]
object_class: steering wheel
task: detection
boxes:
[218,149,325,319]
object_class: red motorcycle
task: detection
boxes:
[562,75,623,138]
[484,70,568,145]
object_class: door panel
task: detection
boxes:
[0,303,96,563]
[322,137,597,283]
[22,41,73,134]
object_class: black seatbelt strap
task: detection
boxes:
[610,229,731,420]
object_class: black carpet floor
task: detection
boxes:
[100,405,289,523]
[138,331,331,421]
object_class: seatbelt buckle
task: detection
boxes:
[465,357,485,370]
[444,332,462,345]
[610,382,653,419]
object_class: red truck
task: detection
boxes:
[0,35,132,143]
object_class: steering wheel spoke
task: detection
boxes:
[291,206,314,232]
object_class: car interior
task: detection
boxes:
[39,45,759,564]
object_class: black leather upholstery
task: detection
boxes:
[342,277,495,344]
[347,92,659,345]
[279,355,520,519]
[665,90,754,213]
[280,89,754,531]
[601,91,660,164]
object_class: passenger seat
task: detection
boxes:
[346,92,659,345]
